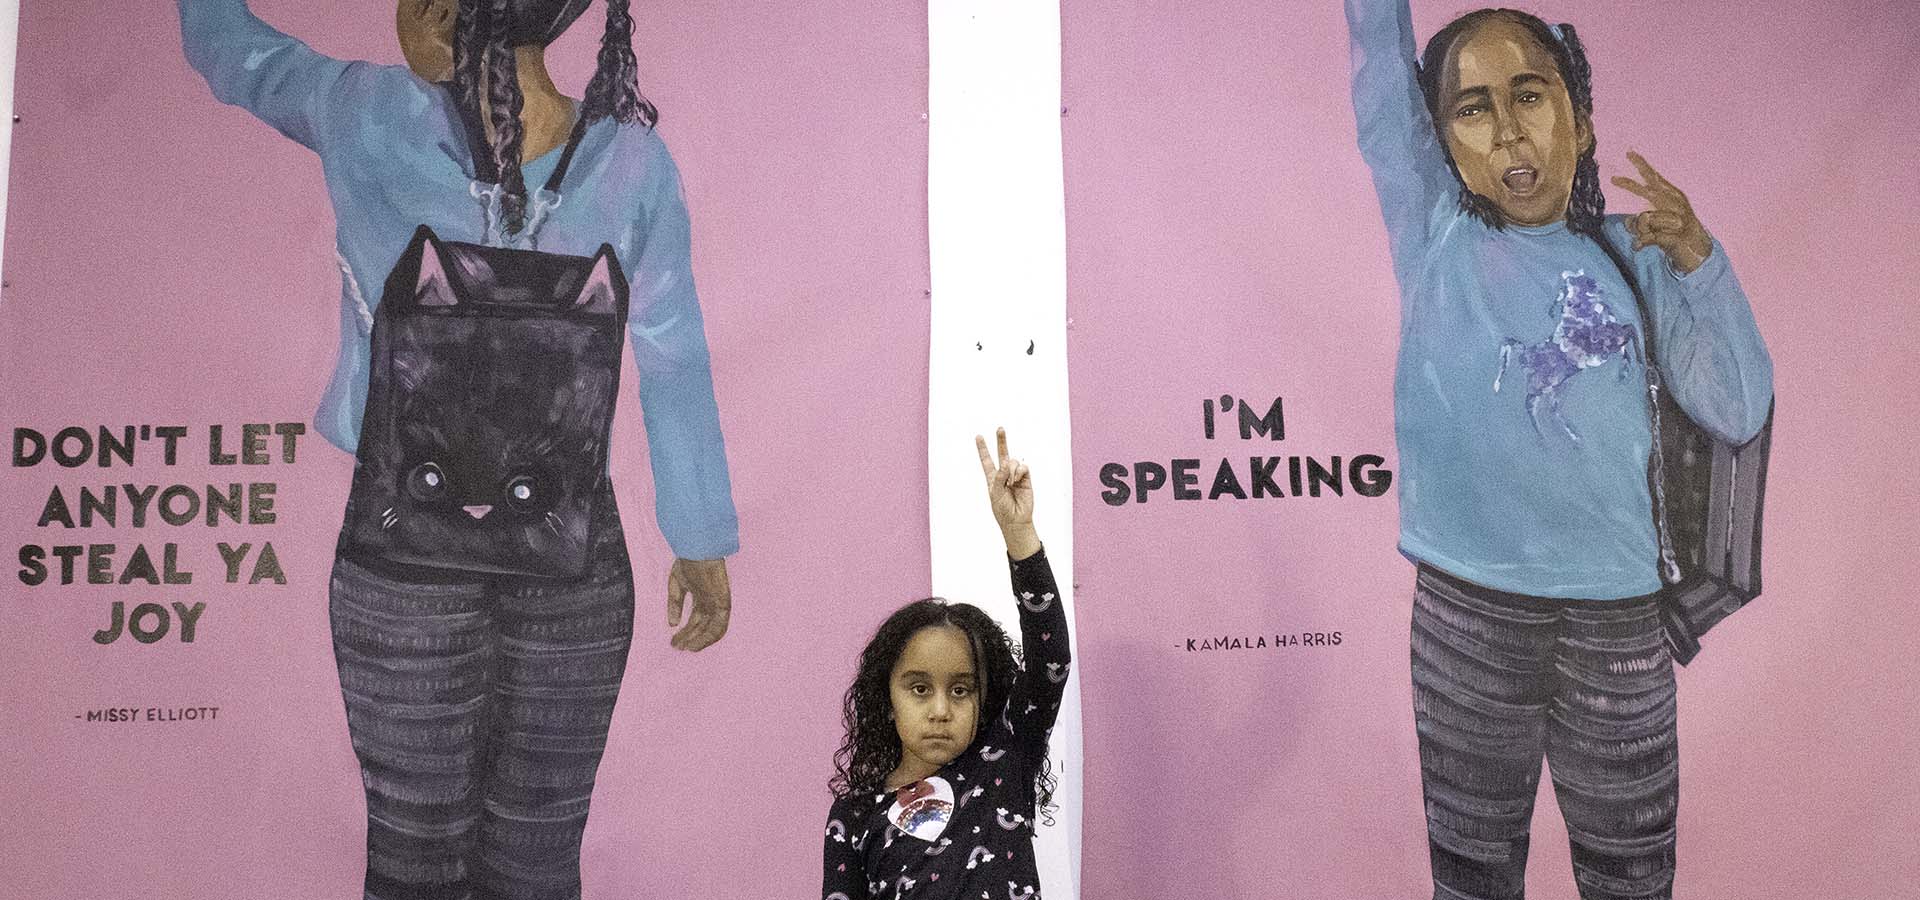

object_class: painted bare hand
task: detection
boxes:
[667,557,732,651]
[1612,151,1713,275]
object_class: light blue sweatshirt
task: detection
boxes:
[1346,0,1772,598]
[179,0,738,560]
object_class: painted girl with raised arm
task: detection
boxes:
[1346,0,1772,896]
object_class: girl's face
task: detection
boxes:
[1440,18,1592,227]
[888,624,980,784]
[398,0,456,82]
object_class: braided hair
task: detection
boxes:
[831,598,1059,820]
[1415,10,1605,240]
[451,0,658,235]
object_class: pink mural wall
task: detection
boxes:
[1063,0,1920,897]
[0,1,927,897]
[6,0,1920,897]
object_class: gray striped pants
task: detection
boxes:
[329,498,634,900]
[1412,566,1678,900]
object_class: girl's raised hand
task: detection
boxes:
[1611,151,1714,275]
[976,428,1041,560]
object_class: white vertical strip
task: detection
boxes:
[0,0,19,279]
[927,1,1079,897]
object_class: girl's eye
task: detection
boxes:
[1517,90,1542,104]
[1454,104,1483,119]
[909,684,931,696]
[951,685,973,698]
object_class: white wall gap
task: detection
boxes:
[928,1,1080,896]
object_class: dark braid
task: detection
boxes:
[1416,9,1606,239]
[1556,24,1606,240]
[582,0,657,126]
[451,0,658,234]
[452,0,490,171]
[483,0,530,234]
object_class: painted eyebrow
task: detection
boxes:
[1452,73,1551,106]
[1451,85,1493,105]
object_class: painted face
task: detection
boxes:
[1440,18,1591,227]
[397,0,456,82]
[888,624,981,785]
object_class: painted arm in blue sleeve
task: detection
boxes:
[178,0,373,150]
[1610,222,1774,444]
[1603,153,1773,444]
[1346,0,1457,290]
[629,136,741,651]
[630,137,739,560]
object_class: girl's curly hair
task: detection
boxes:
[830,599,1057,819]
[1415,9,1606,241]
[451,0,659,235]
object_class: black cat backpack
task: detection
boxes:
[343,119,631,579]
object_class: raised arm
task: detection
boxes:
[1608,153,1773,443]
[1000,544,1070,762]
[974,430,1071,762]
[178,0,372,150]
[1346,0,1456,277]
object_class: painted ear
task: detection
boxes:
[572,250,620,314]
[414,234,458,307]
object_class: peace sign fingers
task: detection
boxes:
[975,430,1000,482]
[975,427,1036,532]
[1611,151,1693,214]
[1610,151,1713,274]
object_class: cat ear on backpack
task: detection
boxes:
[571,245,625,317]
[410,226,459,308]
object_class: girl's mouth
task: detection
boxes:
[1501,166,1539,195]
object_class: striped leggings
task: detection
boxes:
[1412,566,1678,900]
[329,498,635,900]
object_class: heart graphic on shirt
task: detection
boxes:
[886,775,955,842]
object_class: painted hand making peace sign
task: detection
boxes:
[977,427,1043,561]
[1612,151,1714,275]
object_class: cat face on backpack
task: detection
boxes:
[350,227,628,577]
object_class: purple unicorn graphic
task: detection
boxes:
[1492,270,1640,441]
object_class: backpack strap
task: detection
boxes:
[1592,226,1684,585]
[542,114,592,194]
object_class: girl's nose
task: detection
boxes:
[1493,107,1524,146]
[929,696,951,720]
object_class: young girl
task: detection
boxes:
[180,2,738,897]
[822,429,1068,900]
[1345,1,1773,898]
